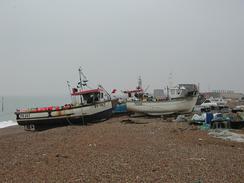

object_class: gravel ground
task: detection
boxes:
[0,116,244,183]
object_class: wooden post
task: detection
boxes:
[1,97,3,112]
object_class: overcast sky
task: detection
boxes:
[0,0,243,96]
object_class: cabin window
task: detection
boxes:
[94,93,100,102]
[128,93,132,98]
[82,92,101,104]
[83,94,94,104]
[87,95,94,104]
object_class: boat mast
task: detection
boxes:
[78,67,83,104]
[138,76,142,90]
[78,67,86,125]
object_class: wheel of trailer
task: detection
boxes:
[24,124,35,131]
[24,125,31,131]
[29,124,35,131]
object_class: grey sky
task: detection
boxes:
[0,0,243,96]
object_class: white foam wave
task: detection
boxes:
[0,121,18,129]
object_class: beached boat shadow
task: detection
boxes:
[30,124,70,131]
[27,119,109,132]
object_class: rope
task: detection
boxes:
[65,117,73,125]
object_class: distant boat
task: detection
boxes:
[125,80,199,116]
[202,97,227,106]
[200,97,228,111]
[15,68,114,131]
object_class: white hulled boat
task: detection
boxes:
[125,79,199,116]
[126,95,198,116]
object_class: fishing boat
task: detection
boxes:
[126,95,198,116]
[15,68,114,130]
[125,78,199,116]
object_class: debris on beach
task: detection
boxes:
[175,115,188,122]
[191,114,206,124]
[55,154,69,159]
[120,118,149,124]
[209,129,244,143]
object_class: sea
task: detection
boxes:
[0,96,70,129]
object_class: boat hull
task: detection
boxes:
[16,101,113,127]
[126,96,198,116]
